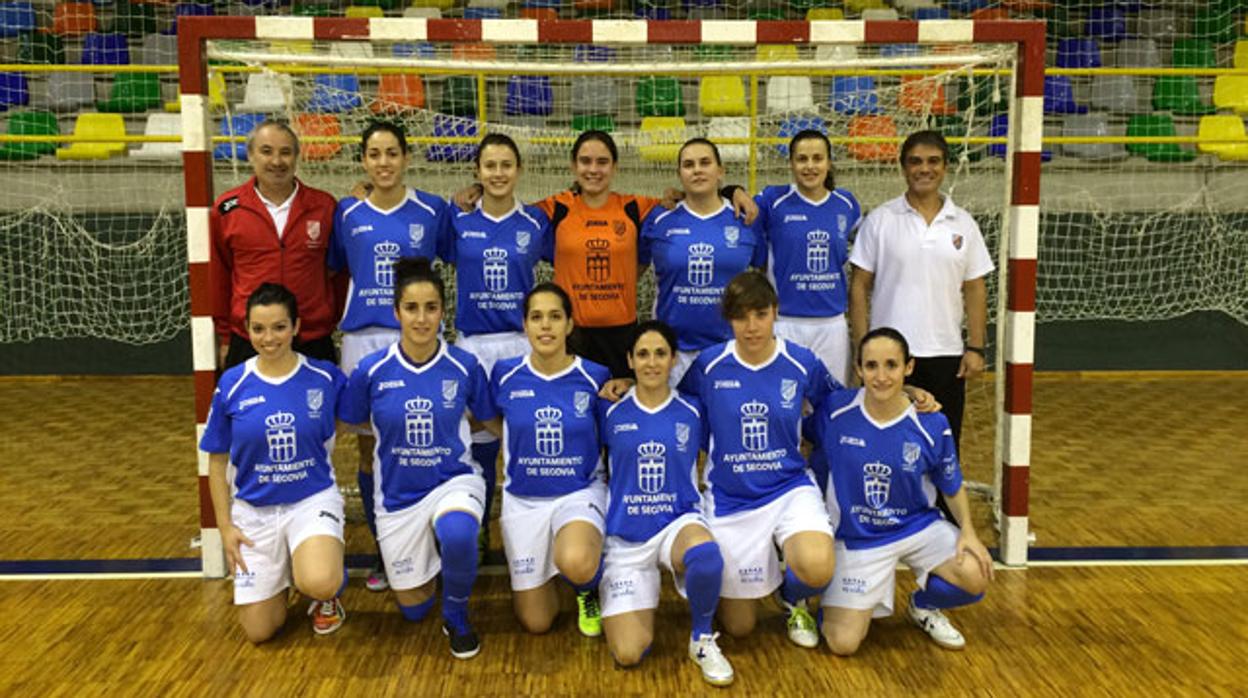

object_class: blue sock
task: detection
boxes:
[471,440,501,524]
[781,567,828,607]
[563,558,603,594]
[913,575,984,610]
[435,511,480,634]
[682,541,723,639]
[357,470,378,541]
[398,598,434,623]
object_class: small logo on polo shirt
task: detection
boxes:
[952,233,964,250]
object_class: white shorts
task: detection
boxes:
[600,513,708,618]
[230,486,345,605]
[706,484,834,600]
[774,314,851,388]
[456,331,528,445]
[375,474,486,592]
[500,482,607,591]
[821,519,960,618]
[341,328,400,436]
[669,349,700,387]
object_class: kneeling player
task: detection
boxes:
[600,321,732,686]
[806,327,993,653]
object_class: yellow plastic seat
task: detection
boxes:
[165,71,226,113]
[638,116,686,163]
[56,112,127,160]
[807,8,845,20]
[756,44,798,62]
[844,0,886,14]
[345,5,384,18]
[1197,115,1248,160]
[411,0,453,8]
[699,75,747,117]
[1213,76,1248,114]
[1233,40,1248,69]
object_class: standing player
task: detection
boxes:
[210,120,340,369]
[639,138,767,385]
[677,270,836,650]
[439,133,549,554]
[806,327,992,653]
[600,320,733,686]
[338,257,495,659]
[330,121,449,593]
[757,130,862,387]
[200,283,348,643]
[479,283,611,639]
[849,130,993,449]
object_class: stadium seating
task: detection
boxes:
[81,33,130,65]
[293,113,342,161]
[899,76,955,116]
[0,110,58,160]
[1196,115,1248,160]
[43,73,96,111]
[519,6,557,19]
[805,8,844,20]
[860,8,899,21]
[844,0,886,13]
[945,0,988,12]
[930,114,985,163]
[830,76,881,115]
[757,44,797,63]
[988,114,1052,161]
[0,73,30,110]
[776,114,826,157]
[1132,9,1179,39]
[1172,39,1215,69]
[344,5,383,18]
[1235,40,1248,69]
[912,7,950,20]
[1043,76,1087,114]
[213,113,265,160]
[846,115,897,162]
[1125,114,1196,162]
[1111,38,1161,68]
[462,6,502,18]
[1089,75,1147,113]
[401,6,441,17]
[894,0,938,12]
[411,0,454,9]
[572,114,615,132]
[1085,7,1127,43]
[439,76,477,118]
[815,44,857,64]
[1060,113,1127,160]
[98,73,161,113]
[19,32,66,64]
[372,74,426,113]
[53,2,97,36]
[1153,76,1215,115]
[392,42,436,59]
[636,77,685,118]
[107,2,157,36]
[766,77,814,113]
[130,112,181,160]
[139,33,178,66]
[425,114,477,162]
[707,116,748,162]
[699,76,747,117]
[638,116,685,163]
[166,71,227,113]
[0,2,35,38]
[294,3,335,16]
[1056,38,1102,69]
[1213,76,1248,114]
[166,2,213,34]
[238,72,290,112]
[506,76,554,117]
[307,74,362,113]
[1192,10,1237,45]
[57,112,127,160]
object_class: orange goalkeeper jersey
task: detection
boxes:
[539,190,660,328]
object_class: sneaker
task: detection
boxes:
[780,597,820,649]
[442,622,481,660]
[365,565,388,592]
[575,590,603,638]
[308,597,345,635]
[688,632,734,687]
[908,594,966,650]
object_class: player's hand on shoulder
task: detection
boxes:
[660,187,685,210]
[453,183,484,212]
[904,386,941,413]
[599,377,634,402]
[221,523,254,575]
[730,187,759,225]
[349,180,372,201]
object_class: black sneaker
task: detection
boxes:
[442,622,481,660]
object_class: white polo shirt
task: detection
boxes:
[849,193,994,357]
[257,181,298,239]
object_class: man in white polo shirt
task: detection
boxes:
[848,130,992,448]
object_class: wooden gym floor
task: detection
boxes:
[0,373,1245,695]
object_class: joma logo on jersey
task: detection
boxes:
[238,395,266,410]
[665,227,691,237]
[461,230,487,239]
[509,389,535,399]
[585,239,610,282]
[613,423,639,433]
[585,219,609,228]
[713,380,741,389]
[840,435,866,447]
[350,224,373,235]
[783,214,808,223]
[377,380,406,392]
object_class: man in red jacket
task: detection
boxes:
[210,120,341,369]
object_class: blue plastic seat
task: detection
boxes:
[1043,75,1087,114]
[165,2,213,35]
[776,115,826,157]
[81,33,130,65]
[213,113,266,161]
[393,42,436,59]
[989,114,1052,161]
[1085,6,1127,42]
[830,76,881,115]
[505,76,553,117]
[912,7,950,19]
[521,0,562,7]
[0,72,30,110]
[426,114,478,162]
[307,74,362,113]
[1056,38,1102,68]
[945,0,987,12]
[573,44,615,63]
[463,6,503,18]
[0,2,36,38]
[635,5,670,19]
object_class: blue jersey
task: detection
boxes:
[805,389,962,550]
[601,390,706,543]
[328,188,447,332]
[338,342,496,513]
[640,201,766,351]
[437,201,549,337]
[756,185,860,318]
[679,339,839,516]
[200,356,344,507]
[490,355,610,497]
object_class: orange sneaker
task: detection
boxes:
[308,597,345,635]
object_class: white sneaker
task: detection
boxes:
[778,595,820,649]
[908,595,965,650]
[688,632,734,687]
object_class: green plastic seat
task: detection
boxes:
[693,44,733,63]
[18,31,65,64]
[98,73,162,113]
[635,77,685,117]
[572,114,615,133]
[749,9,787,20]
[1192,10,1237,44]
[292,4,334,16]
[1126,114,1197,162]
[1152,76,1215,115]
[439,76,477,117]
[1172,39,1216,68]
[0,110,59,160]
[930,114,985,163]
[106,2,157,37]
[956,76,1004,117]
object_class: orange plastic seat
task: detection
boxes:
[971,7,1010,21]
[294,113,342,161]
[520,7,557,20]
[847,115,898,162]
[52,2,96,35]
[452,43,495,61]
[899,76,956,116]
[372,73,426,113]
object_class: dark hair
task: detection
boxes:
[246,282,299,324]
[721,270,778,321]
[361,120,409,157]
[572,129,618,163]
[524,281,573,317]
[857,327,913,365]
[629,320,678,357]
[677,137,722,169]
[475,133,523,168]
[392,256,445,308]
[789,129,836,191]
[899,130,950,166]
[247,119,300,156]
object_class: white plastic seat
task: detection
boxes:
[708,117,750,163]
[237,72,290,112]
[131,112,182,160]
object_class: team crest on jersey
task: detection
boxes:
[404,397,435,448]
[265,412,297,463]
[585,239,610,282]
[637,441,667,494]
[952,233,964,250]
[675,422,691,452]
[442,379,458,407]
[534,406,564,457]
[613,220,627,237]
[409,224,425,248]
[806,230,831,274]
[740,401,770,452]
[723,226,740,248]
[306,389,324,415]
[482,247,509,292]
[838,214,848,233]
[373,240,401,288]
[863,462,892,510]
[687,242,715,288]
[574,391,591,418]
[306,220,321,241]
[902,441,922,472]
[515,229,531,253]
[780,379,798,408]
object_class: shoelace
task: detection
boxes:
[695,632,723,660]
[580,593,600,617]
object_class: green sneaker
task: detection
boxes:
[784,601,819,649]
[575,590,603,638]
